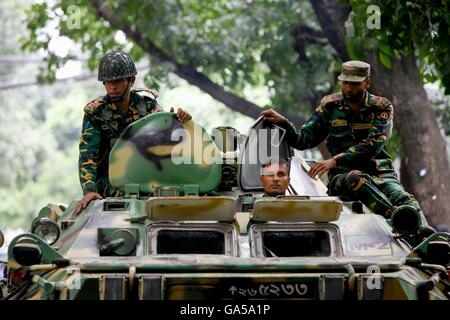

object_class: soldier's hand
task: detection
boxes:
[170,107,192,122]
[74,192,103,215]
[308,158,336,179]
[260,109,286,124]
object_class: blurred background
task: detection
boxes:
[0,0,449,254]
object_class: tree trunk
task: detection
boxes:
[309,0,351,61]
[368,53,450,228]
[311,0,450,228]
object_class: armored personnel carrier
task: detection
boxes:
[1,113,449,300]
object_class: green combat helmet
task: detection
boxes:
[98,51,137,82]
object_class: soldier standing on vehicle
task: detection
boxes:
[260,61,428,228]
[75,51,192,214]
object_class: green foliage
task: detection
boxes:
[21,0,337,118]
[378,50,392,69]
[385,128,403,161]
[0,0,96,229]
[0,82,91,229]
[349,0,450,94]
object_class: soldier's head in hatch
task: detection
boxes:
[260,159,290,197]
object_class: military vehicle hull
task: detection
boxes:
[1,114,449,300]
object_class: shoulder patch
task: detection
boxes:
[134,87,158,100]
[371,94,392,110]
[377,106,394,121]
[83,96,106,115]
[320,92,342,105]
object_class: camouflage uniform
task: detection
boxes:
[79,88,162,197]
[280,91,422,219]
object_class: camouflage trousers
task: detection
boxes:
[97,176,124,197]
[328,170,424,220]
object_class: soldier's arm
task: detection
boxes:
[333,104,393,166]
[78,114,101,195]
[279,104,330,150]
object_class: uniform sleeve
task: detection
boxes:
[280,104,330,150]
[333,104,393,166]
[78,114,101,195]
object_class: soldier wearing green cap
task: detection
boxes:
[75,51,192,214]
[260,60,429,231]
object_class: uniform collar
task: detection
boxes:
[105,91,137,114]
[129,90,139,106]
[359,91,371,111]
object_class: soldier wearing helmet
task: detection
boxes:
[75,51,191,214]
[260,61,430,233]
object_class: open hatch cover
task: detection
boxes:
[147,196,236,221]
[252,196,342,222]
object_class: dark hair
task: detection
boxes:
[260,158,290,175]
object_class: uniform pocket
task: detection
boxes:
[329,125,351,138]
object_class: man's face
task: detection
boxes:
[260,162,290,197]
[340,78,370,103]
[103,78,133,98]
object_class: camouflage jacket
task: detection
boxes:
[280,91,395,178]
[79,88,163,195]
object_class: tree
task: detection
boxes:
[23,0,319,124]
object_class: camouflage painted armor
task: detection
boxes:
[79,88,163,196]
[280,91,423,218]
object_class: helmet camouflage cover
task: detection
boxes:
[98,51,137,82]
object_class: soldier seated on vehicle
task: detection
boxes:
[260,60,429,230]
[74,51,192,215]
[260,159,291,197]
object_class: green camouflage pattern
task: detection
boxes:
[280,91,424,221]
[2,115,449,300]
[329,171,421,219]
[280,91,394,176]
[109,112,222,194]
[79,88,162,196]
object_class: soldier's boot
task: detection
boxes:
[329,171,435,247]
[376,177,431,238]
[391,205,438,247]
[328,170,395,217]
[390,205,422,235]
